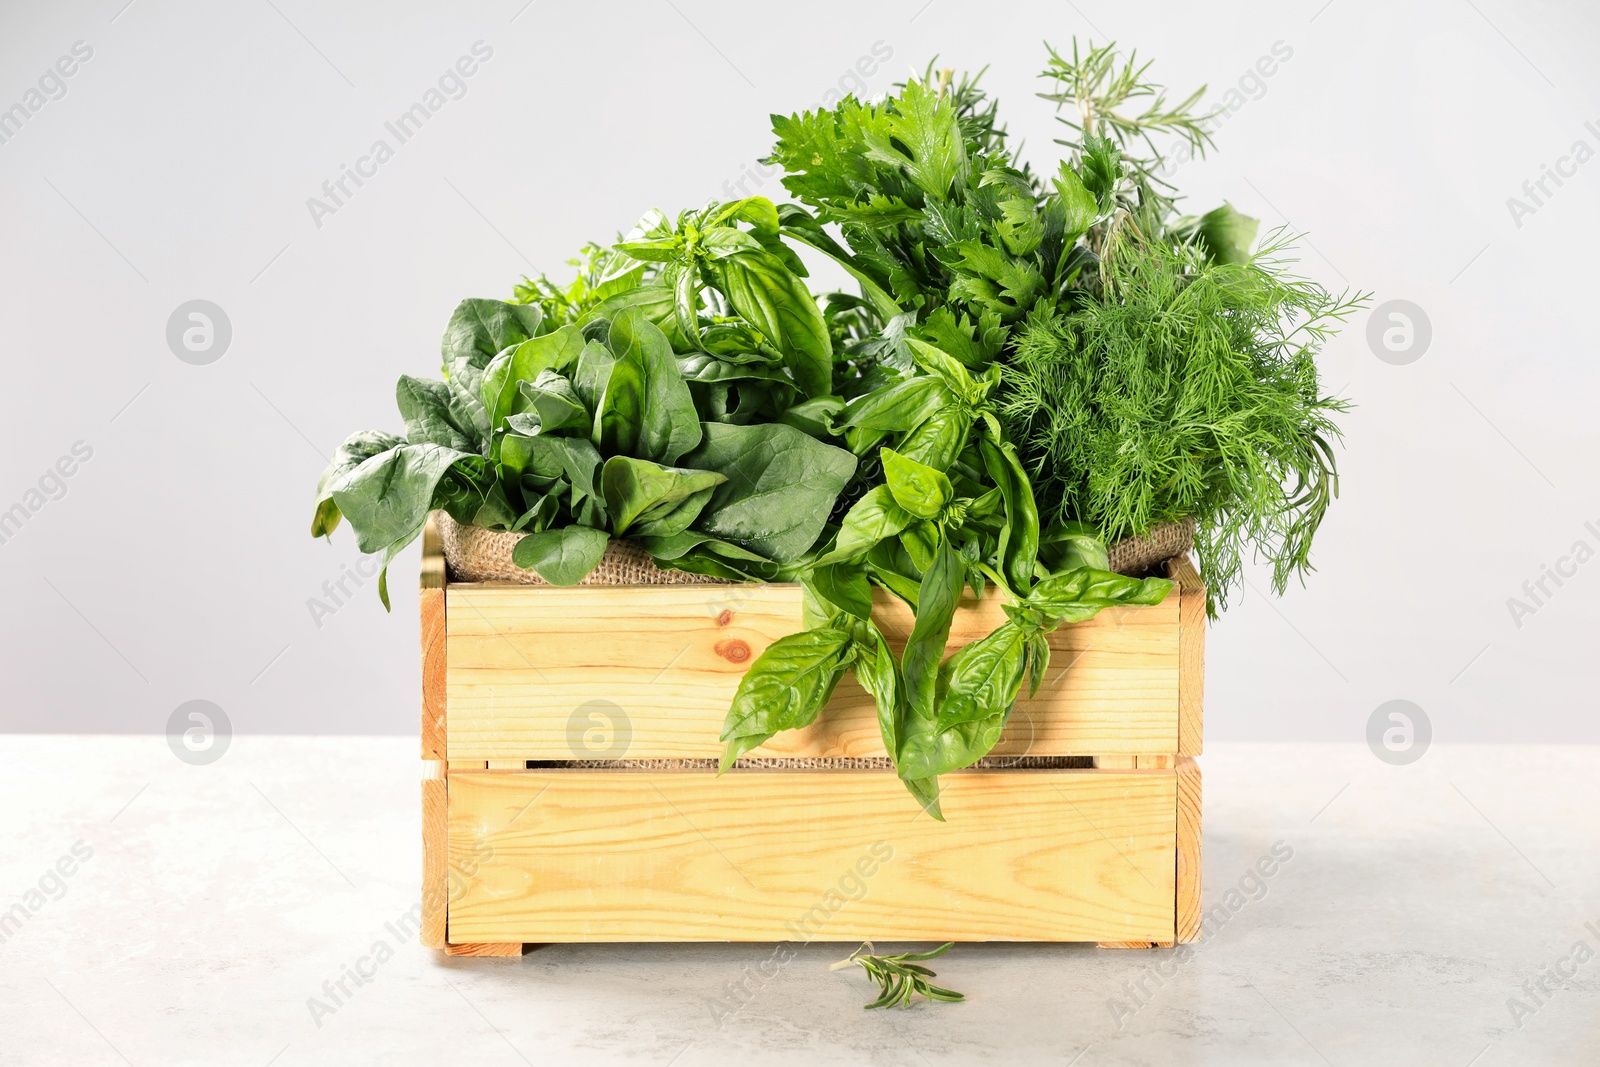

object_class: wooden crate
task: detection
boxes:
[420,517,1204,952]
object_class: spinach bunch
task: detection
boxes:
[311,198,859,600]
[718,331,1170,818]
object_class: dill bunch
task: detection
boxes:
[998,228,1363,611]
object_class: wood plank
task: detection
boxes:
[420,516,447,761]
[446,769,1177,943]
[421,778,446,949]
[1169,554,1205,757]
[444,941,522,957]
[1095,756,1175,770]
[1176,756,1202,943]
[1098,941,1175,948]
[446,584,1180,760]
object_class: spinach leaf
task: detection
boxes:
[396,376,482,452]
[330,444,472,555]
[515,371,589,434]
[329,443,474,608]
[441,298,543,404]
[311,430,404,537]
[510,524,610,585]
[480,324,586,430]
[718,627,855,770]
[607,306,702,464]
[681,422,856,562]
[599,456,726,536]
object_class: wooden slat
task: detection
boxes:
[446,585,1180,760]
[421,777,446,949]
[444,941,522,957]
[446,769,1177,943]
[420,516,447,761]
[1097,940,1175,948]
[1097,755,1176,770]
[1168,554,1205,757]
[1176,756,1202,943]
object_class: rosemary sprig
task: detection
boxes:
[832,942,965,1009]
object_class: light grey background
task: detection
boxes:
[2,0,1596,741]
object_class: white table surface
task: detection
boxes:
[1,738,1596,1066]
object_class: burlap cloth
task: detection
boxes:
[436,512,730,585]
[437,511,1191,770]
[436,512,1194,585]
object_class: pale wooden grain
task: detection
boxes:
[420,778,446,949]
[443,941,522,957]
[1097,940,1175,948]
[445,584,1181,760]
[445,769,1178,943]
[1176,756,1202,943]
[1168,554,1205,757]
[420,516,447,761]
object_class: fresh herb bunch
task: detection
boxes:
[833,942,964,1009]
[758,39,1361,608]
[314,38,1355,816]
[999,230,1361,609]
[311,196,857,603]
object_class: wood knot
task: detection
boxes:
[715,639,751,663]
[715,609,733,627]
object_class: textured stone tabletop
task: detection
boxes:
[1,738,1596,1065]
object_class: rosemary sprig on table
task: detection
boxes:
[833,942,965,1009]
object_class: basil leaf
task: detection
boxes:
[881,447,954,521]
[719,627,855,770]
[841,377,951,434]
[311,430,404,537]
[1037,520,1110,574]
[820,485,914,564]
[896,406,971,472]
[810,561,873,620]
[905,338,980,401]
[706,249,833,398]
[681,422,856,562]
[979,436,1039,593]
[897,624,1027,779]
[599,455,727,536]
[1027,568,1174,621]
[902,537,963,720]
[510,525,609,586]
